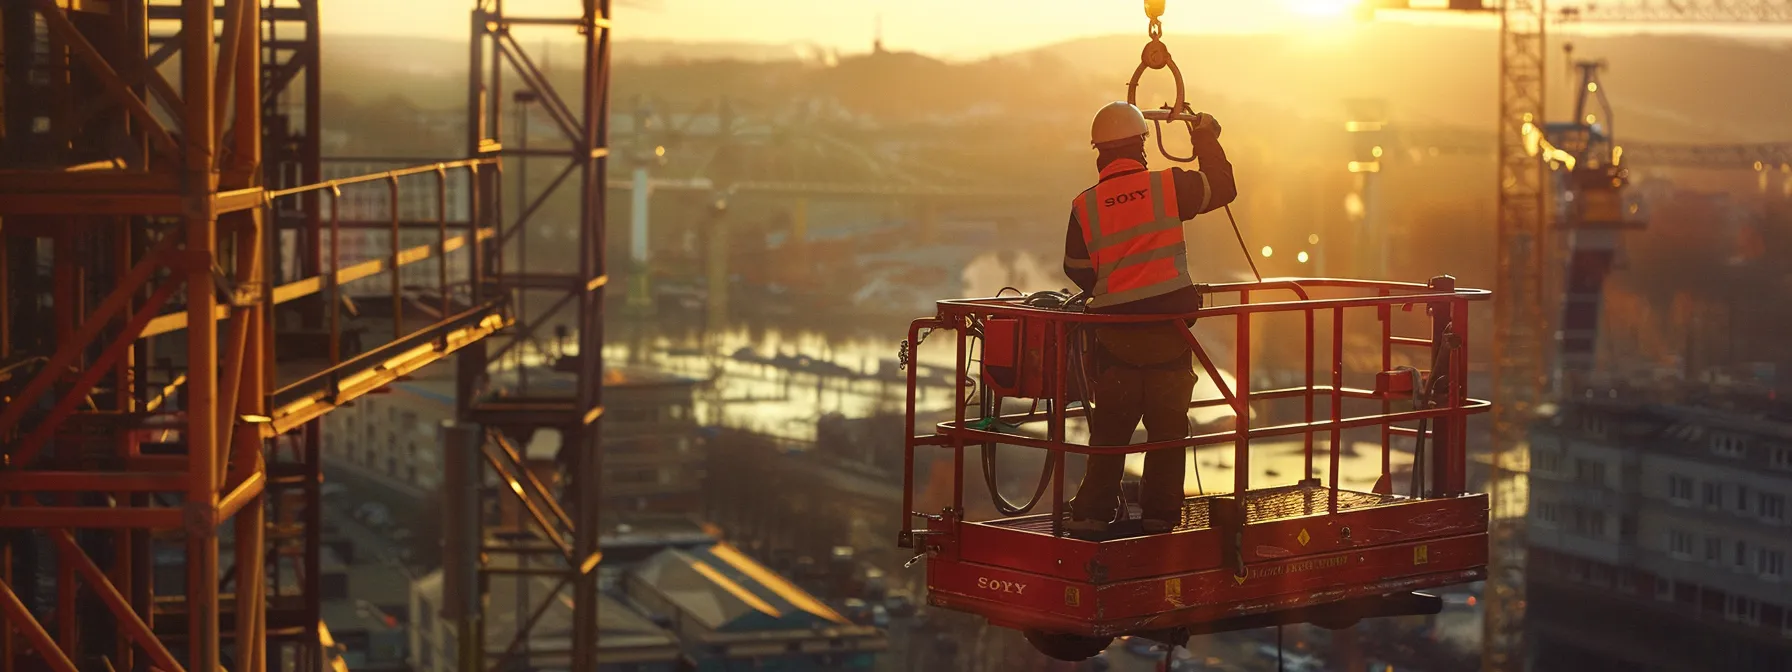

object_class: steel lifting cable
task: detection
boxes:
[1127,1,1262,284]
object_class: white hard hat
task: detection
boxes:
[1090,102,1149,148]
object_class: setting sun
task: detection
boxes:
[1285,0,1364,19]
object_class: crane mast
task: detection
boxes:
[1485,2,1548,670]
[1481,2,1792,670]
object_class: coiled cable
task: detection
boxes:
[973,290,1096,516]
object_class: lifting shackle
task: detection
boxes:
[1126,0,1215,164]
[1128,0,1261,282]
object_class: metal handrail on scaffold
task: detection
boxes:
[898,276,1492,547]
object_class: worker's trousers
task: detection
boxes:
[1067,346,1197,524]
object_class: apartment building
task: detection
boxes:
[320,365,706,515]
[1526,395,1792,670]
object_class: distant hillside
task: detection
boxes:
[321,27,1792,144]
[1029,24,1792,143]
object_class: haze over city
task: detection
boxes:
[322,0,1792,57]
[7,1,1792,672]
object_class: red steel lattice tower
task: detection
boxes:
[0,1,608,671]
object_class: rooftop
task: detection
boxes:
[412,566,684,664]
[627,542,866,636]
[1548,394,1792,475]
[1562,388,1792,441]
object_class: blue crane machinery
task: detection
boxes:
[1349,3,1792,669]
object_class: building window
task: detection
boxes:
[1536,501,1560,526]
[614,468,657,484]
[1589,562,1613,588]
[1573,508,1606,538]
[1707,536,1724,563]
[1534,450,1562,475]
[1655,577,1673,602]
[1760,493,1787,523]
[1738,485,1753,514]
[1669,529,1695,558]
[1582,414,1606,436]
[1737,540,1751,569]
[1727,595,1762,625]
[1669,475,1694,503]
[1574,458,1606,487]
[1713,434,1747,458]
[1703,482,1723,508]
[1773,447,1792,471]
[1760,549,1786,580]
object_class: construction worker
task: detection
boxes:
[1063,101,1236,536]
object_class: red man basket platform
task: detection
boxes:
[895,277,1493,660]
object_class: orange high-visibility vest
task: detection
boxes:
[1073,158,1195,309]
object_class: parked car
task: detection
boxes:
[354,502,391,527]
[883,590,916,617]
[860,566,888,601]
[1123,636,1164,657]
[841,598,872,624]
[1254,644,1323,672]
[1441,591,1479,608]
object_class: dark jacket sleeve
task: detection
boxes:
[1170,132,1236,219]
[1063,209,1095,292]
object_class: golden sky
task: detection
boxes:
[320,0,1479,56]
[320,1,1778,58]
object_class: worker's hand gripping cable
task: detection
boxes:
[1126,1,1261,283]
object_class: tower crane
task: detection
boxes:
[1623,142,1792,171]
[1356,1,1792,669]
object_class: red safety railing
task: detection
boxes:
[897,276,1492,546]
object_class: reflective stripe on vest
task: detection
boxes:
[1074,161,1192,309]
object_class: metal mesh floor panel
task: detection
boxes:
[987,482,1403,537]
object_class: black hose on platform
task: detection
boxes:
[1408,331,1457,498]
[975,291,1097,517]
[980,385,1056,516]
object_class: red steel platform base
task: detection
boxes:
[924,483,1488,642]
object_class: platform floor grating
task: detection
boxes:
[989,482,1403,537]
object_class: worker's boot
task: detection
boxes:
[1140,518,1175,534]
[1064,516,1111,536]
[1065,494,1120,538]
